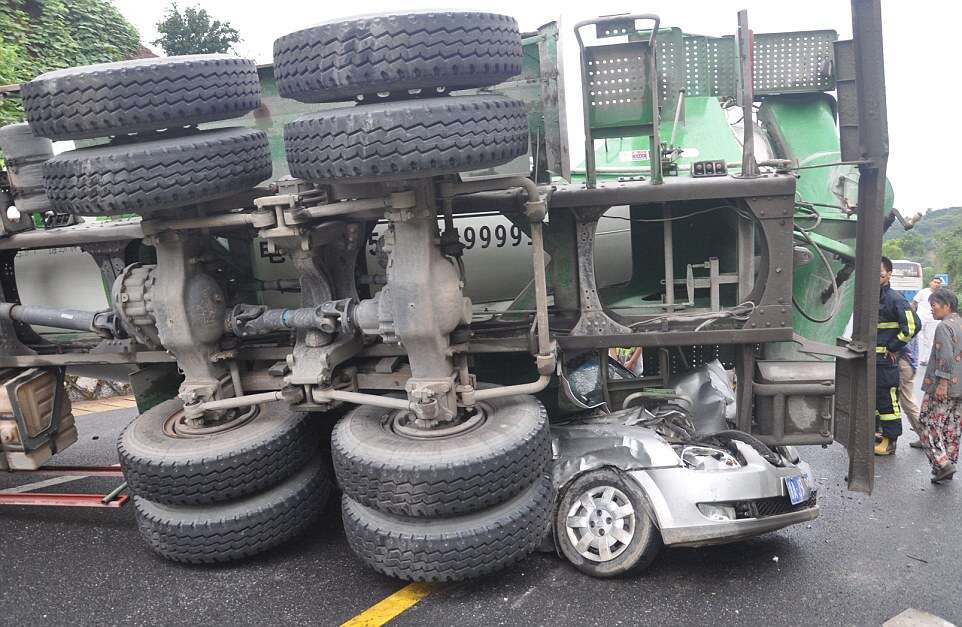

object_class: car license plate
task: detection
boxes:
[784,475,808,505]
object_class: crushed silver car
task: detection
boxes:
[549,359,818,578]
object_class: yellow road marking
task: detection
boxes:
[72,396,138,414]
[99,399,134,408]
[340,583,434,627]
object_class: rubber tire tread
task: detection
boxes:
[135,456,331,564]
[332,391,549,518]
[119,398,319,506]
[43,127,272,216]
[273,11,522,103]
[22,55,260,140]
[284,95,528,183]
[342,476,553,582]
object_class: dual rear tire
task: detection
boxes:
[119,400,331,564]
[21,10,530,210]
[274,10,529,185]
[21,55,271,217]
[333,393,553,581]
[273,11,543,581]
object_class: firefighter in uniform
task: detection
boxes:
[876,256,922,455]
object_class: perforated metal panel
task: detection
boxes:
[679,36,737,98]
[655,31,738,103]
[651,29,834,102]
[595,19,637,39]
[752,30,837,94]
[584,41,654,136]
[655,29,683,102]
[641,344,737,377]
[683,36,710,95]
[705,37,737,97]
[582,28,837,140]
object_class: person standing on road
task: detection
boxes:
[609,347,644,376]
[875,257,922,456]
[912,276,943,366]
[897,336,926,449]
[918,289,962,483]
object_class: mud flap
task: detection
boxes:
[831,0,889,495]
[833,343,875,493]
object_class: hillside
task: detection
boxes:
[885,206,961,241]
[882,206,961,281]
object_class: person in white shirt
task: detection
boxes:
[913,277,944,365]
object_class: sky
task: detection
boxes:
[114,0,961,213]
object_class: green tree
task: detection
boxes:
[0,44,20,126]
[882,238,904,260]
[900,232,925,260]
[0,1,141,126]
[937,225,962,285]
[153,3,240,55]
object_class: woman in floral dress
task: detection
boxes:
[918,289,962,483]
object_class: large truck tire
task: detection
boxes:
[342,476,553,582]
[43,127,272,216]
[119,398,319,506]
[284,95,528,183]
[21,55,260,141]
[135,456,330,564]
[273,11,522,103]
[332,392,550,518]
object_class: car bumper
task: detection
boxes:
[627,441,819,548]
[656,506,819,547]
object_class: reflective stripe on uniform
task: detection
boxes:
[878,413,901,421]
[877,322,900,329]
[897,308,917,342]
[876,346,888,353]
[889,386,901,416]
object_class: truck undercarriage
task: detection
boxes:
[0,1,890,580]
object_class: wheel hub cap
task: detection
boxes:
[565,485,636,562]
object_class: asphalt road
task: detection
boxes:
[1,408,960,626]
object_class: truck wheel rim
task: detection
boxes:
[163,405,259,438]
[389,406,487,440]
[565,485,635,562]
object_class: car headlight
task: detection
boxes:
[677,445,741,470]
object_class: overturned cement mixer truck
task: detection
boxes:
[0,2,891,581]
